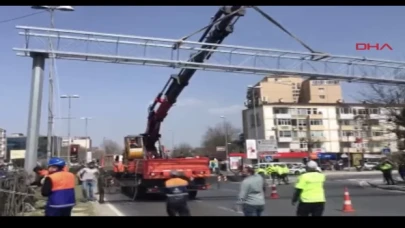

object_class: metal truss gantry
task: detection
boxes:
[14,25,405,85]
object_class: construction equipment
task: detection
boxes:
[100,7,246,200]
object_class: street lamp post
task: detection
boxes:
[31,6,75,161]
[220,116,230,171]
[247,85,261,139]
[80,117,92,153]
[60,94,80,162]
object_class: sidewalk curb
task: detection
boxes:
[367,181,405,192]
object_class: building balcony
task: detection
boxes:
[371,136,385,141]
[338,113,354,119]
[277,125,292,131]
[278,137,293,142]
[341,148,360,153]
[340,136,356,142]
[370,125,384,131]
[310,125,324,130]
[340,125,355,131]
[292,114,308,119]
[310,114,323,119]
[275,114,292,119]
[370,114,386,119]
[311,136,327,141]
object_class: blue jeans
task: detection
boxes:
[242,204,264,216]
[82,180,95,200]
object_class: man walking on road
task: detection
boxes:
[292,160,326,216]
[237,166,266,216]
[77,161,99,201]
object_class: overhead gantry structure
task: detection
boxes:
[14,25,405,85]
[15,6,405,172]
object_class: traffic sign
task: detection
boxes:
[264,156,273,162]
[257,139,277,152]
[382,147,391,154]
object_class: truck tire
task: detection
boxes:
[188,191,198,200]
[294,171,300,175]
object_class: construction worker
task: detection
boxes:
[237,166,266,216]
[164,170,191,216]
[113,155,125,178]
[291,160,325,216]
[280,164,290,184]
[41,158,76,216]
[266,165,277,184]
[275,165,284,185]
[379,160,395,185]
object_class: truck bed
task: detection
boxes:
[143,157,211,179]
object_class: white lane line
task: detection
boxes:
[106,203,125,216]
[195,200,242,215]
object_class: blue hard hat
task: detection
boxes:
[48,157,66,167]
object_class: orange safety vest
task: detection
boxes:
[113,162,125,173]
[48,171,76,208]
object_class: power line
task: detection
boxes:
[0,10,46,24]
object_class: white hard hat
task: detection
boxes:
[307,160,318,169]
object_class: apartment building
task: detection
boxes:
[0,128,6,159]
[245,77,343,108]
[62,137,92,149]
[242,103,398,157]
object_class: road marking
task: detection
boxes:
[217,206,243,214]
[105,203,125,216]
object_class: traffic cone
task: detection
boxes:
[269,184,279,199]
[342,187,355,212]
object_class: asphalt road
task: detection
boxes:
[99,173,405,216]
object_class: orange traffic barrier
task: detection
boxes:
[342,187,355,212]
[269,184,279,199]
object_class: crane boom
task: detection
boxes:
[143,6,246,156]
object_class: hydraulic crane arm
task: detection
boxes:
[143,6,246,157]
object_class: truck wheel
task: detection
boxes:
[294,171,300,175]
[188,191,198,200]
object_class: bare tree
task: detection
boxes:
[172,143,194,158]
[101,139,122,155]
[360,84,405,116]
[201,121,240,159]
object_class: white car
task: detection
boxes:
[364,162,378,170]
[289,166,306,175]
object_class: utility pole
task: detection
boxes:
[248,85,261,139]
[60,94,80,162]
[306,115,313,159]
[220,116,230,171]
[31,6,75,161]
[80,117,92,152]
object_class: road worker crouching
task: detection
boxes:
[41,157,76,216]
[164,170,191,216]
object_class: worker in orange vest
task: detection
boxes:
[113,155,125,178]
[41,158,76,216]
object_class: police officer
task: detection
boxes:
[164,170,191,216]
[291,161,325,216]
[41,158,76,216]
[266,165,277,185]
[379,160,395,185]
[280,164,290,184]
[275,165,284,185]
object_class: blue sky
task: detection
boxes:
[0,6,404,148]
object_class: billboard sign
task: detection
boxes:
[245,139,258,159]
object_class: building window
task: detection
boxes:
[319,95,325,99]
[341,131,354,137]
[299,143,308,149]
[310,120,323,125]
[339,108,352,114]
[297,108,307,115]
[357,109,368,115]
[298,119,307,126]
[279,131,292,138]
[273,108,289,114]
[340,142,352,148]
[372,131,384,136]
[318,88,325,92]
[369,108,380,114]
[277,119,292,125]
[339,120,355,125]
[310,131,324,137]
